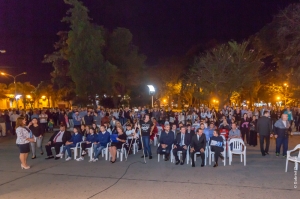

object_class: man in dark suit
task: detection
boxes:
[190,128,206,167]
[186,124,195,139]
[157,124,174,161]
[257,111,272,156]
[172,126,191,165]
[45,125,71,160]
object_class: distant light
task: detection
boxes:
[147,85,155,92]
[0,50,6,53]
[16,95,22,99]
[41,95,46,99]
[26,95,31,99]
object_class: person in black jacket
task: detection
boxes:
[45,125,71,160]
[209,130,224,167]
[28,118,44,159]
[190,128,206,167]
[274,114,290,157]
[256,111,272,156]
[157,124,174,161]
[186,124,195,139]
[240,113,250,144]
[172,126,190,165]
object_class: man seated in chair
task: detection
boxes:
[228,123,241,139]
[172,126,191,165]
[45,125,71,160]
[190,128,206,167]
[56,127,82,161]
[92,125,110,162]
[157,124,174,161]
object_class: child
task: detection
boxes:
[48,119,54,133]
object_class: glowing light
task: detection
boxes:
[147,85,155,92]
[15,95,22,99]
[41,96,46,99]
[26,95,31,99]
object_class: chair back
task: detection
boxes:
[229,138,244,151]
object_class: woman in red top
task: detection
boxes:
[150,118,158,141]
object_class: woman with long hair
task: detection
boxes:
[16,116,35,169]
[109,126,127,163]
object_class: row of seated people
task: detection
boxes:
[45,124,136,163]
[157,124,225,167]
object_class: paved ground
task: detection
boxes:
[0,133,300,199]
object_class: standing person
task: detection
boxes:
[67,110,74,128]
[16,116,36,169]
[240,113,250,144]
[0,110,6,137]
[139,114,154,159]
[73,111,82,128]
[257,111,272,156]
[39,110,48,133]
[274,114,290,157]
[10,110,19,135]
[249,115,258,147]
[93,111,101,128]
[284,107,293,127]
[84,111,93,126]
[28,118,44,159]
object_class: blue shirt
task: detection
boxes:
[97,131,110,147]
[69,133,82,145]
[73,114,82,125]
[86,134,97,143]
[204,128,214,141]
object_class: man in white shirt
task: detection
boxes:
[10,110,19,135]
[39,110,48,133]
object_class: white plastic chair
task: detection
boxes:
[109,143,127,161]
[209,137,226,166]
[79,142,93,161]
[171,145,190,164]
[127,138,138,154]
[228,138,246,166]
[285,144,300,172]
[65,142,81,160]
[157,143,171,162]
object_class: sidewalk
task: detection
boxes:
[0,134,299,199]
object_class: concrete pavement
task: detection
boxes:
[0,134,300,199]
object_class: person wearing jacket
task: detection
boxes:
[56,127,82,161]
[240,113,250,144]
[209,130,224,167]
[274,114,290,157]
[76,128,98,161]
[157,124,174,161]
[172,126,191,165]
[91,125,111,162]
[190,128,206,167]
[257,111,272,156]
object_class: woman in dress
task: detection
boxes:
[16,116,35,169]
[240,113,250,144]
[109,126,127,163]
[249,115,258,147]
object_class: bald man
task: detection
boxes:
[274,114,290,157]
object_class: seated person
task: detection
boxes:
[186,124,195,139]
[228,123,241,139]
[109,126,127,163]
[157,124,174,161]
[125,124,138,154]
[204,122,215,142]
[172,126,191,165]
[92,125,110,162]
[56,127,82,161]
[76,128,97,161]
[190,128,206,167]
[209,130,224,167]
[219,118,231,130]
[45,125,71,160]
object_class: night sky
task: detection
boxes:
[0,0,298,85]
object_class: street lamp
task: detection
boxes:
[147,85,155,108]
[283,83,288,106]
[0,72,27,108]
[0,50,6,53]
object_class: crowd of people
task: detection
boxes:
[4,104,296,169]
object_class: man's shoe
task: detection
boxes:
[164,157,169,161]
[265,152,269,155]
[93,158,99,162]
[262,154,266,156]
[149,156,153,159]
[141,155,148,158]
[175,160,180,165]
[55,157,60,160]
[276,153,279,157]
[31,156,36,159]
[180,161,184,165]
[201,163,204,167]
[213,162,218,167]
[192,163,195,167]
[76,157,84,161]
[56,154,63,158]
[45,156,54,160]
[283,155,287,158]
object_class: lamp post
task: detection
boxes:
[147,85,155,108]
[0,72,27,108]
[0,50,6,53]
[284,83,288,106]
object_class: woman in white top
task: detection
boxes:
[16,116,35,169]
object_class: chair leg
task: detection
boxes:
[158,154,160,162]
[209,152,211,165]
[285,159,288,172]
